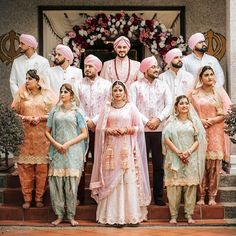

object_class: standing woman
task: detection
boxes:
[90,81,151,226]
[45,83,88,226]
[163,95,206,224]
[11,69,56,209]
[189,66,231,206]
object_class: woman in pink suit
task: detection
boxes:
[189,66,231,206]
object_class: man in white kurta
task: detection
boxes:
[159,48,195,100]
[130,56,172,206]
[182,32,224,88]
[10,34,50,97]
[100,36,142,88]
[47,44,82,98]
[77,54,111,204]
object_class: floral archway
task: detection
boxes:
[56,12,187,67]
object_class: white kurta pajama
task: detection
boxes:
[182,53,224,87]
[159,68,195,100]
[100,56,142,89]
[10,52,50,97]
[47,65,83,98]
[130,78,173,132]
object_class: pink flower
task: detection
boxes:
[68,31,76,38]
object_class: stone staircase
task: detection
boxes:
[0,162,235,224]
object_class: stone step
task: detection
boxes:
[0,204,225,221]
[1,187,227,206]
[221,202,236,219]
[219,175,236,187]
[218,187,236,202]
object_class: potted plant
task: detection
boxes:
[225,104,236,144]
[0,102,24,170]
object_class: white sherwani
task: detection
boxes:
[100,56,142,88]
[182,53,224,87]
[130,78,173,132]
[47,65,83,98]
[10,52,50,97]
[78,76,111,124]
[159,68,195,100]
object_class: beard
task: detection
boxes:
[171,61,183,69]
[117,52,127,58]
[54,58,65,66]
[195,45,208,53]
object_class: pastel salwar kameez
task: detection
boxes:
[47,106,88,220]
[190,87,231,199]
[12,85,55,203]
[163,109,206,220]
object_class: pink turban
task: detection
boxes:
[56,44,74,65]
[19,34,38,49]
[188,33,205,50]
[84,54,102,72]
[165,48,182,64]
[114,36,131,50]
[140,56,158,73]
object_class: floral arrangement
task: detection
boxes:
[51,12,187,67]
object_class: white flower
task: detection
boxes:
[101,37,106,40]
[62,36,70,45]
[112,19,116,23]
[160,36,166,41]
[160,24,167,32]
[90,41,94,46]
[141,20,145,27]
[134,26,139,30]
[120,25,124,29]
[79,30,84,36]
[96,27,100,31]
[108,22,111,26]
[114,30,118,35]
[97,34,102,39]
[112,24,115,28]
[128,31,132,38]
[100,28,105,33]
[87,39,91,43]
[115,21,120,27]
[159,41,165,48]
[84,31,88,36]
[122,20,126,25]
[127,21,132,26]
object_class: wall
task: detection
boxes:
[0,0,226,104]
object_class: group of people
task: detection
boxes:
[10,32,231,226]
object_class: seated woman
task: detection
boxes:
[163,95,207,224]
[12,69,56,208]
[90,81,151,226]
[45,83,88,226]
[189,66,231,205]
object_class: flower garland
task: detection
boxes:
[54,12,187,67]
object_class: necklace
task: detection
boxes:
[114,58,131,84]
[112,101,127,109]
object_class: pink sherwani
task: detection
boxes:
[130,77,173,132]
[78,76,111,124]
[100,56,142,88]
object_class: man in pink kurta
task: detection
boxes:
[130,56,173,206]
[100,36,142,88]
[77,54,111,204]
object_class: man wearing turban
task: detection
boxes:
[47,44,83,98]
[159,48,195,100]
[77,54,111,204]
[10,34,50,97]
[130,56,172,206]
[100,36,142,88]
[182,32,224,88]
